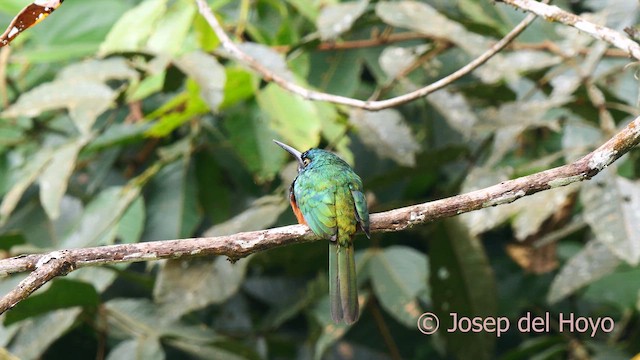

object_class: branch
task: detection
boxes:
[0,114,639,315]
[195,0,538,111]
[499,0,640,60]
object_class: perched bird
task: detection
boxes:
[274,140,370,324]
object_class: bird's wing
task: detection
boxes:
[350,182,370,238]
[295,186,338,240]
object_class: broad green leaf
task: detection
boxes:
[142,158,200,241]
[86,122,153,152]
[9,308,82,359]
[99,0,168,54]
[584,267,640,309]
[219,67,258,109]
[547,239,621,303]
[238,43,295,82]
[431,219,497,360]
[257,84,322,151]
[117,196,146,244]
[69,266,120,294]
[146,0,196,55]
[203,195,287,237]
[285,0,321,21]
[0,150,53,225]
[58,57,138,83]
[316,0,369,40]
[562,119,602,162]
[126,72,166,102]
[457,0,510,33]
[2,80,116,135]
[582,173,640,265]
[427,89,478,139]
[223,101,287,182]
[38,137,89,220]
[105,298,217,341]
[145,81,209,138]
[62,186,140,248]
[370,246,428,327]
[154,257,250,319]
[106,338,165,360]
[5,279,99,326]
[308,49,363,97]
[175,51,226,111]
[350,109,420,167]
[379,45,430,79]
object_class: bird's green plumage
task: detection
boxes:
[275,143,369,324]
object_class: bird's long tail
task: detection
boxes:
[329,240,358,324]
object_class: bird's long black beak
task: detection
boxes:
[273,140,304,168]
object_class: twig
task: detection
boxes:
[0,114,639,315]
[194,0,538,111]
[498,0,640,61]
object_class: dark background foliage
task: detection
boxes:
[0,0,639,359]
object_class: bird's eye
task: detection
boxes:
[303,158,311,166]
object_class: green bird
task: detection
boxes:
[274,140,370,324]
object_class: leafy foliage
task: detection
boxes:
[0,0,639,359]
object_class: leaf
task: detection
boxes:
[2,80,116,135]
[153,257,250,319]
[584,267,640,309]
[581,173,640,265]
[38,137,89,220]
[106,338,165,360]
[316,0,369,40]
[547,239,621,303]
[427,89,478,139]
[237,42,295,82]
[256,83,322,152]
[219,67,258,109]
[350,109,420,167]
[203,195,287,237]
[58,57,138,83]
[117,196,146,244]
[146,0,196,55]
[5,279,99,326]
[175,51,226,111]
[142,158,200,241]
[9,308,82,359]
[0,149,53,225]
[431,218,497,360]
[99,0,168,54]
[86,122,153,152]
[308,49,364,97]
[62,186,140,248]
[370,246,428,327]
[105,298,217,341]
[561,119,602,162]
[378,45,430,79]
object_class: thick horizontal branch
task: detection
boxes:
[195,0,537,111]
[499,0,640,60]
[0,114,639,315]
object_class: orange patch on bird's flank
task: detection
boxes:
[289,193,307,225]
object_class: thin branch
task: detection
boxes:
[498,0,640,61]
[0,114,639,315]
[195,0,537,111]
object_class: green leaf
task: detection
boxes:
[58,57,138,83]
[584,267,640,309]
[175,51,226,111]
[2,80,116,135]
[256,83,321,151]
[5,279,99,326]
[117,196,146,244]
[548,239,621,303]
[202,195,287,237]
[582,173,640,265]
[308,49,363,97]
[350,109,420,167]
[370,246,428,327]
[219,67,258,109]
[106,338,165,360]
[38,137,89,220]
[146,0,196,55]
[62,186,140,248]
[431,218,497,360]
[142,158,200,241]
[316,0,369,40]
[0,150,53,225]
[223,101,288,182]
[154,257,250,319]
[86,122,153,152]
[99,0,168,54]
[9,308,82,359]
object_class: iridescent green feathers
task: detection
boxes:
[274,141,369,324]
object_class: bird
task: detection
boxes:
[274,140,370,324]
